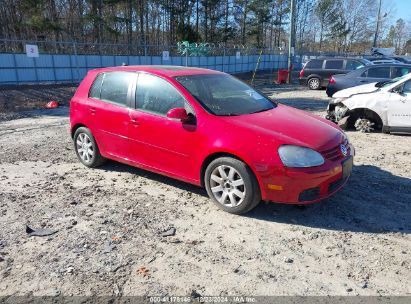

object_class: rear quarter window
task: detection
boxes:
[305,60,323,69]
[325,60,343,69]
[89,73,104,99]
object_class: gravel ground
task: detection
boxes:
[0,84,410,297]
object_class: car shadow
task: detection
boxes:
[247,164,411,234]
[98,161,208,197]
[99,161,410,234]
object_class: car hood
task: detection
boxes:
[223,104,343,151]
[333,82,379,98]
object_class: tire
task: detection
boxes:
[354,118,376,133]
[204,157,261,214]
[73,127,106,168]
[349,110,382,133]
[308,77,321,90]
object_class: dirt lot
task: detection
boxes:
[0,84,410,297]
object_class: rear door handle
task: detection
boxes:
[89,107,96,114]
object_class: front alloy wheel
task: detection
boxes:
[210,165,246,207]
[354,118,375,133]
[205,157,261,214]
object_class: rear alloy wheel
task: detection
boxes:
[308,77,321,90]
[74,127,106,167]
[354,118,375,133]
[205,157,261,214]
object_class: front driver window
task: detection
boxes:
[136,73,185,116]
[403,81,411,94]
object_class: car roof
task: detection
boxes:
[365,56,390,60]
[366,63,411,67]
[341,63,411,77]
[312,57,364,60]
[90,65,224,77]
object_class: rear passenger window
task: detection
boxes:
[89,73,104,99]
[367,67,390,78]
[100,72,134,106]
[305,60,323,69]
[136,73,185,116]
[325,60,343,69]
[346,60,364,70]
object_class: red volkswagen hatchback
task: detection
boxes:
[70,66,354,214]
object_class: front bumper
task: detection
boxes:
[260,154,354,204]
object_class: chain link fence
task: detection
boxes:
[0,39,302,85]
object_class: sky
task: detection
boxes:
[392,0,411,22]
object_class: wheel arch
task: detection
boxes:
[71,123,88,139]
[346,107,384,129]
[200,152,259,189]
[307,74,322,80]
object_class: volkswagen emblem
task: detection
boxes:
[340,144,348,156]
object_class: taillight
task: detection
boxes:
[329,76,336,84]
[299,69,304,78]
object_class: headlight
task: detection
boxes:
[278,145,324,168]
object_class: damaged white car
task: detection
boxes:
[326,73,411,133]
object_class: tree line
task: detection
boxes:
[0,0,410,54]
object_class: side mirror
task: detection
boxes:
[166,107,189,122]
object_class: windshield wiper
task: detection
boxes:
[223,113,239,116]
[249,108,271,114]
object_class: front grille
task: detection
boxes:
[298,187,320,202]
[320,138,350,161]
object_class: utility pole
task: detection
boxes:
[287,0,296,83]
[373,0,382,48]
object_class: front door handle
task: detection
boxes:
[130,118,140,125]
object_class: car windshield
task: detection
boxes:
[174,74,275,116]
[377,74,409,88]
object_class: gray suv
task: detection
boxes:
[299,58,372,90]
